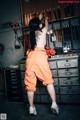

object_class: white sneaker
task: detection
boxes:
[51,104,59,115]
[29,106,37,115]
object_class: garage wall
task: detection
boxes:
[0,0,24,68]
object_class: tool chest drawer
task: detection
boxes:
[48,60,57,69]
[60,86,80,94]
[57,58,78,68]
[58,68,78,77]
[4,68,23,102]
[59,77,79,86]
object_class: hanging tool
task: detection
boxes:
[13,28,21,49]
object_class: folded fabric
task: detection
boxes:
[45,47,56,57]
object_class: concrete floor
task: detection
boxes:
[0,92,80,120]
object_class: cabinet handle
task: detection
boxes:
[65,70,72,75]
[66,81,72,85]
[64,63,71,67]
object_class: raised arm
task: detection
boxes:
[39,13,48,31]
[45,17,48,31]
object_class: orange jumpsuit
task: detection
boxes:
[24,47,54,92]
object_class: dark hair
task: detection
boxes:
[29,17,42,50]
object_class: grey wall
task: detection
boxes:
[0,0,24,68]
[0,0,21,24]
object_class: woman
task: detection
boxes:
[24,14,59,115]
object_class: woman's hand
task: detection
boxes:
[45,16,48,20]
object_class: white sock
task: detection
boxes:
[30,106,35,108]
[51,101,57,107]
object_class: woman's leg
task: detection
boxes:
[27,91,37,115]
[46,83,56,102]
[27,91,34,107]
[46,83,59,114]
